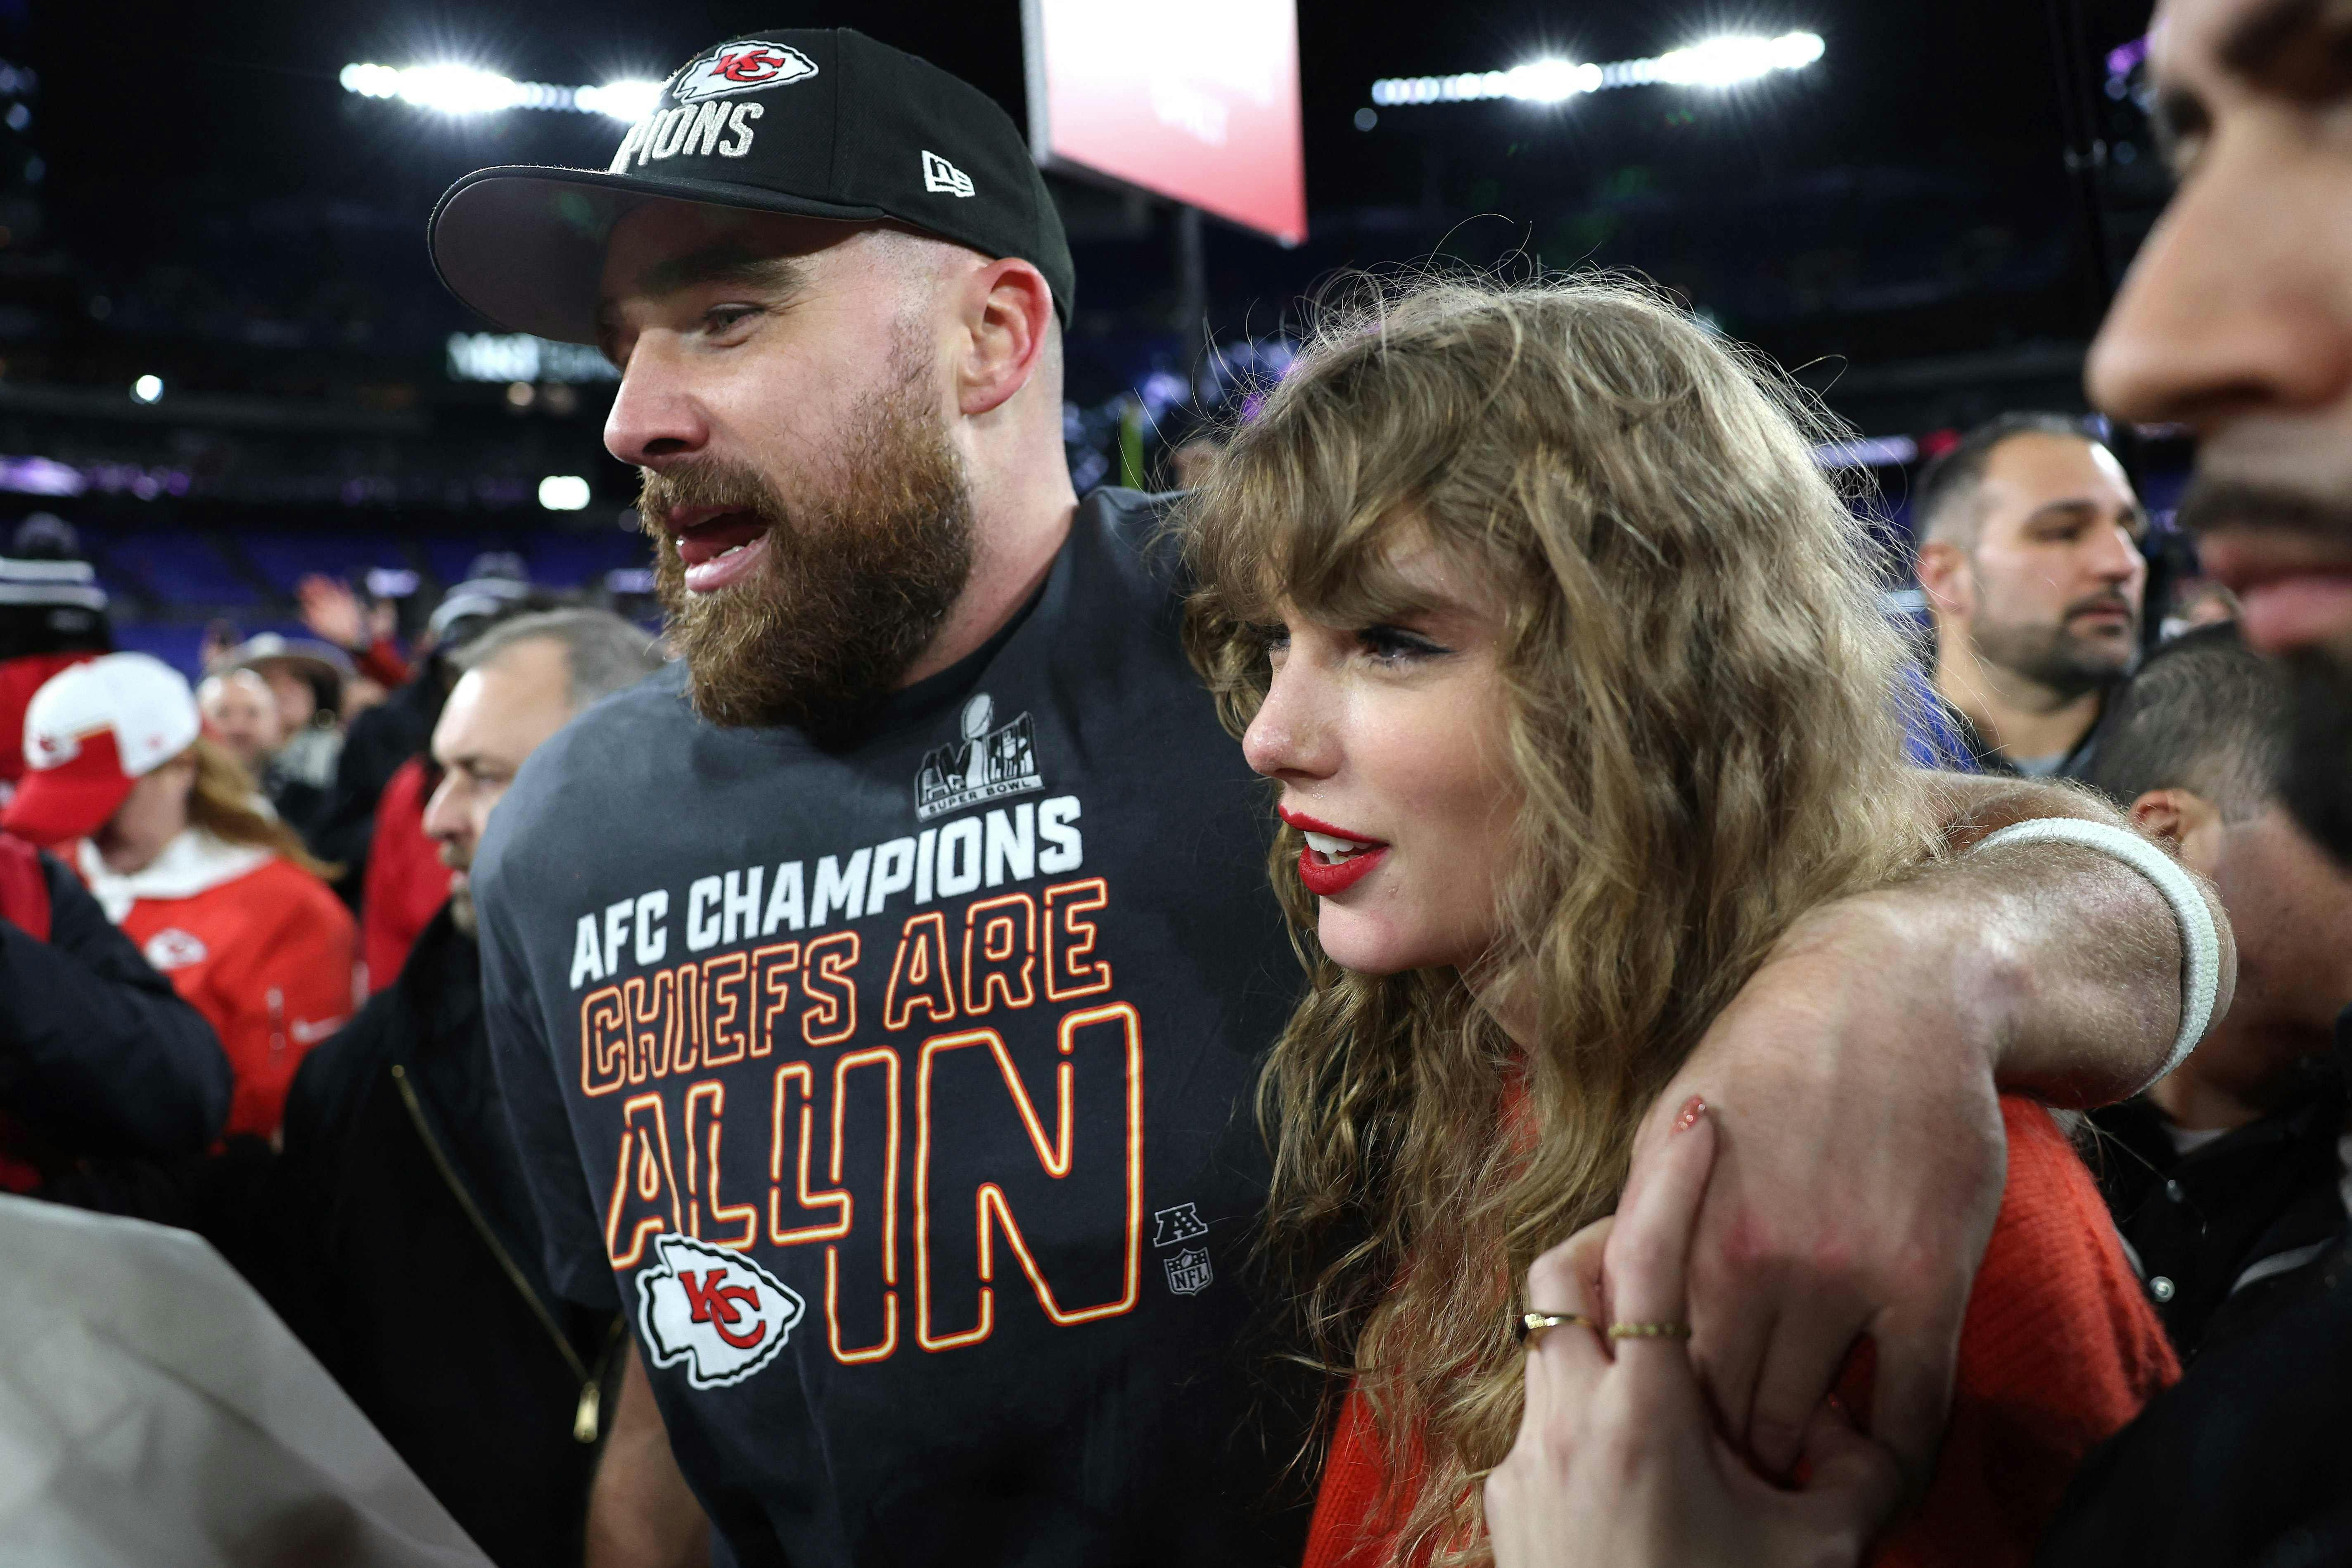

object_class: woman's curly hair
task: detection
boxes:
[1180,272,1942,1565]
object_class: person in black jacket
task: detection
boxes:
[0,832,230,1199]
[304,562,555,908]
[2078,626,2352,1357]
[264,610,664,1568]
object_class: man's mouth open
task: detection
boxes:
[1279,805,1391,897]
[672,508,772,595]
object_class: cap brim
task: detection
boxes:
[235,652,347,687]
[0,767,133,848]
[430,166,886,346]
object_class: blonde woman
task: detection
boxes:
[5,653,355,1140]
[1183,278,2183,1567]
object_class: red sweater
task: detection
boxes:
[1303,1095,2178,1568]
[82,835,357,1141]
[359,755,451,993]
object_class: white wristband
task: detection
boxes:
[1974,818,2219,1082]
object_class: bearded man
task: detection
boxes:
[2021,0,2352,1559]
[1913,413,2151,778]
[433,29,2224,1567]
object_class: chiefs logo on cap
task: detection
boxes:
[635,1232,805,1388]
[671,40,819,102]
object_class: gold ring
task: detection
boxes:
[1518,1311,1599,1343]
[1606,1321,1693,1340]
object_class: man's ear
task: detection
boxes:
[953,258,1053,419]
[2129,788,2218,857]
[1914,539,1974,621]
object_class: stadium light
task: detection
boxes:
[340,62,660,120]
[577,80,664,121]
[131,374,162,404]
[1370,31,1822,107]
[539,475,592,511]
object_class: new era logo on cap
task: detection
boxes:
[922,151,974,198]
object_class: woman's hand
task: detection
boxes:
[1485,1104,1904,1568]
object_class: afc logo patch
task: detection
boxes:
[671,40,819,102]
[1163,1247,1214,1296]
[635,1233,806,1389]
[1151,1203,1209,1248]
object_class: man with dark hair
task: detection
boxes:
[2080,626,2352,1356]
[264,610,665,1568]
[1913,413,2150,776]
[432,28,2219,1568]
[2025,0,2352,1556]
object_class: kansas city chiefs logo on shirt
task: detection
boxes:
[670,40,818,102]
[142,928,207,970]
[635,1233,805,1389]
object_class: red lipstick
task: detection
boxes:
[1278,804,1390,898]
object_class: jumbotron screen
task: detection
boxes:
[1020,0,1307,247]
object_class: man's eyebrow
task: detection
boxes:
[2024,499,2102,522]
[2214,0,2352,98]
[2022,497,2150,529]
[634,244,810,302]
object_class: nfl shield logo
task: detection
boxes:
[1164,1247,1214,1296]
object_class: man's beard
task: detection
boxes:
[643,358,975,741]
[1968,595,2138,700]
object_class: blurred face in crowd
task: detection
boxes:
[2130,787,2352,1097]
[2089,0,2352,856]
[1918,434,2149,696]
[253,659,318,734]
[422,638,575,934]
[597,202,976,737]
[94,752,197,876]
[1240,543,1522,977]
[197,669,283,775]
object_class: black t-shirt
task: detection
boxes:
[476,489,1314,1567]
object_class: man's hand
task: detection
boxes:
[1490,1108,1902,1568]
[587,1344,711,1568]
[296,574,367,651]
[1617,772,2233,1487]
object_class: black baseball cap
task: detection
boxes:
[430,28,1074,345]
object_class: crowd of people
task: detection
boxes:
[0,3,2347,1564]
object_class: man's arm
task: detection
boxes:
[1617,772,2234,1487]
[586,1345,710,1568]
[0,850,230,1158]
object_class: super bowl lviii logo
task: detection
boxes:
[636,1233,806,1389]
[915,693,1043,822]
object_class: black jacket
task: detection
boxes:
[2035,1239,2352,1567]
[1949,696,2108,780]
[0,848,229,1179]
[2090,1039,2347,1357]
[268,906,620,1568]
